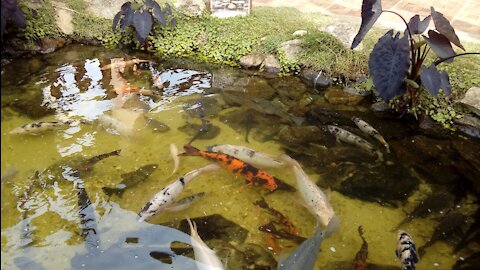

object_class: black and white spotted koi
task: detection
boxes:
[396,231,419,270]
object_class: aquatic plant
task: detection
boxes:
[1,0,26,40]
[351,0,480,114]
[112,0,176,46]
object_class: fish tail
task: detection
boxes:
[385,144,391,153]
[179,144,202,156]
[324,216,340,238]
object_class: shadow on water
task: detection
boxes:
[2,44,480,269]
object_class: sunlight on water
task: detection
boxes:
[1,44,478,270]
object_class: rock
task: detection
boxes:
[451,139,480,194]
[178,121,221,140]
[278,125,326,146]
[239,54,265,69]
[279,39,302,61]
[244,77,275,99]
[454,114,480,138]
[54,2,74,35]
[324,88,366,105]
[227,3,236,10]
[292,30,307,37]
[270,76,308,101]
[211,69,242,91]
[418,113,452,138]
[174,0,206,17]
[333,163,420,206]
[39,38,66,54]
[300,68,331,90]
[370,100,392,112]
[262,54,281,74]
[321,22,361,50]
[85,0,127,19]
[166,214,249,244]
[459,87,480,117]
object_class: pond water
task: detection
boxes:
[1,44,479,270]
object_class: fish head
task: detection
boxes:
[138,201,159,222]
[9,127,26,135]
[327,125,339,135]
[351,116,360,123]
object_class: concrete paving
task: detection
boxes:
[254,0,480,43]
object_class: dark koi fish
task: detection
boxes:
[353,226,368,270]
[254,198,300,236]
[179,144,295,192]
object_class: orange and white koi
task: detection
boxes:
[280,155,338,228]
[352,117,390,153]
[179,144,295,192]
[206,144,286,169]
[137,164,219,222]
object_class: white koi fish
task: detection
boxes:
[206,144,286,169]
[187,217,225,270]
[396,231,419,270]
[138,164,220,222]
[164,192,206,212]
[327,125,383,162]
[280,155,339,229]
[352,117,390,153]
[169,143,180,177]
[9,121,73,135]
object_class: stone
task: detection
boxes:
[454,114,480,138]
[459,87,480,117]
[39,38,66,54]
[292,30,307,37]
[418,113,452,138]
[300,68,331,90]
[370,100,392,112]
[54,2,74,35]
[324,88,366,106]
[279,39,303,61]
[85,0,126,20]
[239,54,265,69]
[227,3,236,9]
[262,54,281,74]
[174,0,207,17]
[321,22,361,50]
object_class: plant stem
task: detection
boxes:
[383,10,415,75]
[434,52,480,66]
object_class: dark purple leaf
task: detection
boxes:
[112,11,123,31]
[351,0,383,49]
[121,11,134,30]
[408,15,431,34]
[1,15,7,39]
[368,30,410,100]
[145,0,155,9]
[152,8,166,27]
[423,30,456,63]
[121,2,132,13]
[431,7,464,50]
[420,64,442,95]
[152,1,162,16]
[439,71,451,95]
[133,10,152,43]
[10,7,26,28]
[165,3,172,15]
[170,17,176,27]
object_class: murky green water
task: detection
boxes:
[1,44,479,270]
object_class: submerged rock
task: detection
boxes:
[301,68,331,90]
[163,214,249,245]
[178,121,221,140]
[327,163,419,206]
[324,88,366,106]
[239,54,266,69]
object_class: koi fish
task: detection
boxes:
[327,125,383,162]
[254,198,300,236]
[277,218,339,270]
[164,192,206,212]
[169,144,180,177]
[9,121,74,135]
[187,218,225,270]
[100,58,149,70]
[102,164,158,197]
[280,155,338,228]
[352,117,390,153]
[206,144,286,169]
[138,164,220,222]
[353,226,368,270]
[396,231,419,270]
[179,144,295,192]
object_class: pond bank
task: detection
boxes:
[2,0,480,135]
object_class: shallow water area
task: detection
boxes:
[1,44,479,270]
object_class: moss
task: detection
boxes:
[17,0,58,44]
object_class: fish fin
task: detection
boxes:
[324,216,340,237]
[205,144,218,152]
[178,144,201,156]
[273,177,296,192]
[336,137,341,144]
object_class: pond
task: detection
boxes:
[1,44,479,270]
